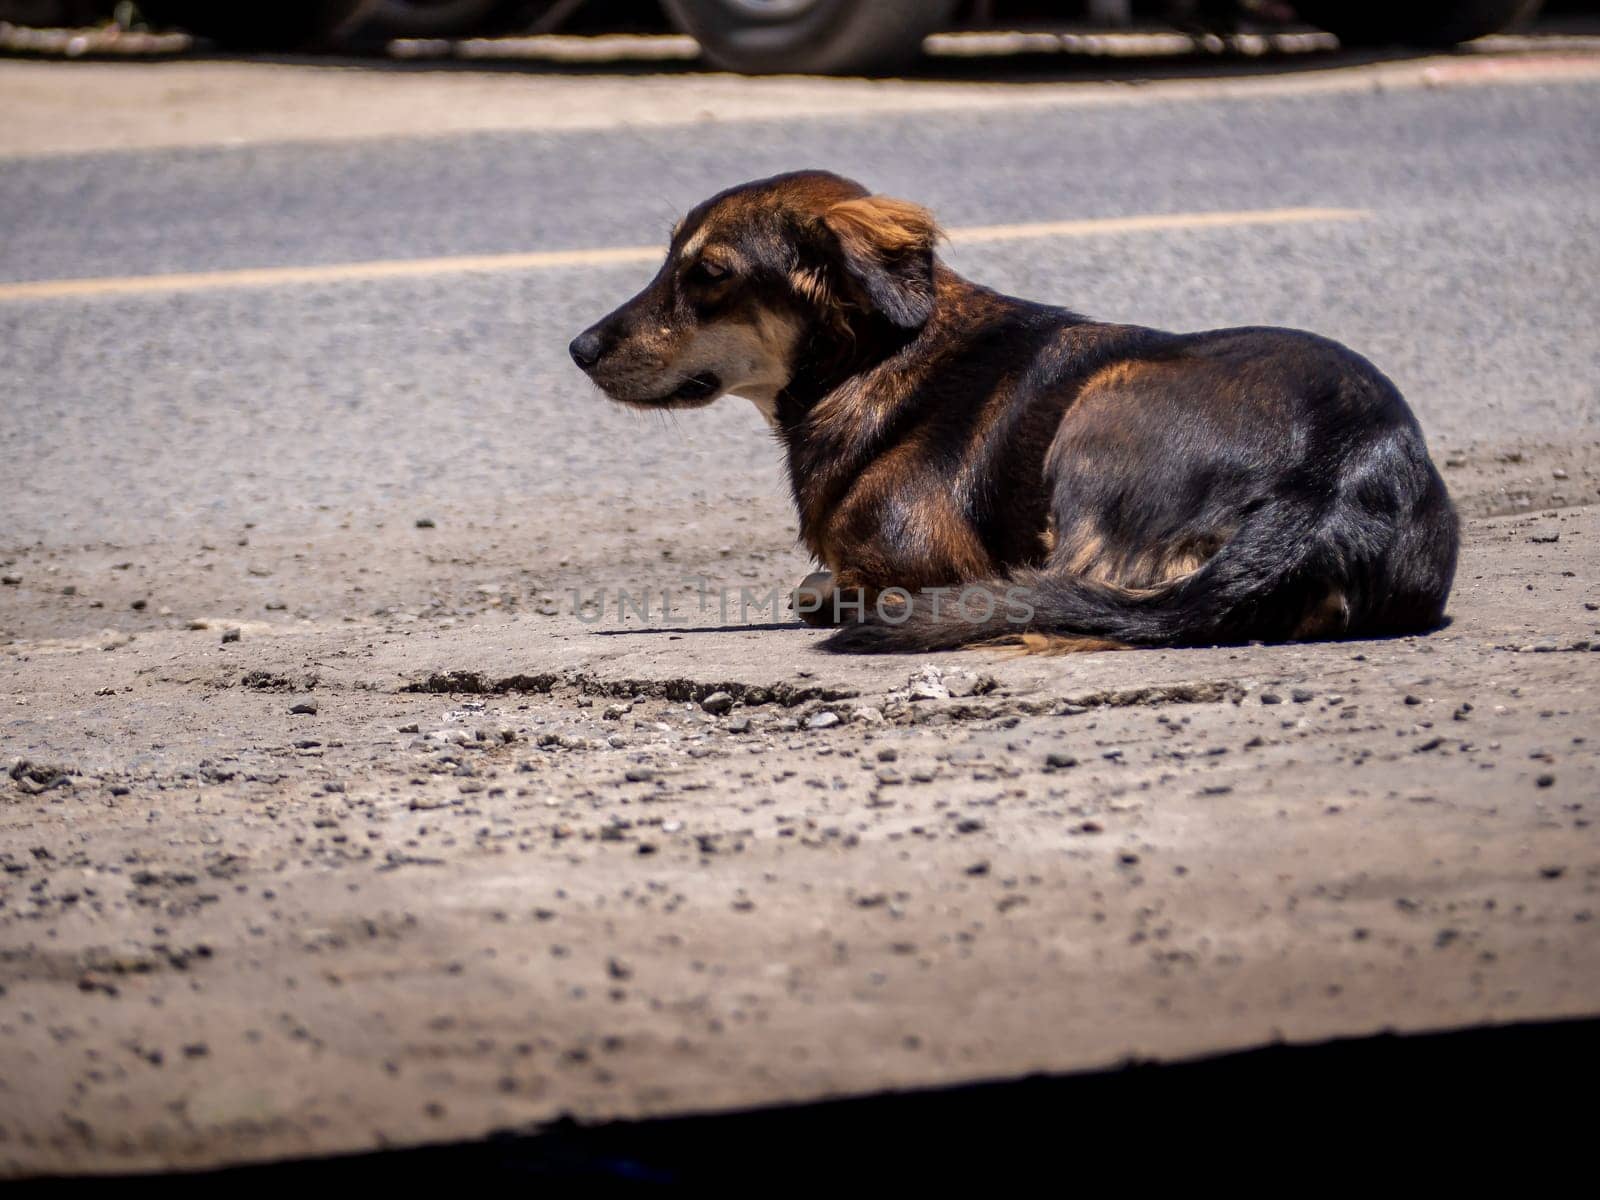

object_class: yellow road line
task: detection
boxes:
[0,206,1368,303]
[0,244,666,303]
[947,206,1367,244]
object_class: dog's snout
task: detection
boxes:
[569,329,606,370]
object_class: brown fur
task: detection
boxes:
[986,632,1132,656]
[824,196,940,260]
[572,171,1459,656]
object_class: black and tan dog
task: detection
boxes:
[571,170,1457,653]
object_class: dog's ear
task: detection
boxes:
[820,195,940,330]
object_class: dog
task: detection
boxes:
[571,170,1458,654]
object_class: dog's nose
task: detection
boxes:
[569,331,605,370]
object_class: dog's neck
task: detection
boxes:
[775,265,1000,422]
[774,301,934,425]
[773,266,991,559]
[770,267,1100,566]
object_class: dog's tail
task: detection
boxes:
[820,493,1347,655]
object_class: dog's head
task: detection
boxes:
[570,170,940,412]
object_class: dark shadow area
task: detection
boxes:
[591,621,797,635]
[17,1015,1599,1188]
[108,35,1434,84]
[8,18,1598,83]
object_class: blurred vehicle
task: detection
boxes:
[0,1,381,48]
[134,2,380,50]
[360,0,567,38]
[360,1,1552,69]
[670,2,1552,72]
[662,0,957,73]
[1290,0,1545,46]
[0,1,1559,66]
[0,0,107,24]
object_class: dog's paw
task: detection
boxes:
[790,570,838,627]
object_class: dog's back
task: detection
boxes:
[825,313,1457,653]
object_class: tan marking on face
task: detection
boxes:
[736,306,804,424]
[587,217,802,407]
[661,308,803,418]
[679,225,711,262]
[789,267,832,308]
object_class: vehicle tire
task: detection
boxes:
[358,0,553,38]
[1294,0,1544,47]
[661,0,957,75]
[135,0,380,50]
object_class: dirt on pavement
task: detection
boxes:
[1,439,1597,1175]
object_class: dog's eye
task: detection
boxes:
[692,260,731,284]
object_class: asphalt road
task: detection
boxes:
[1,47,1598,1178]
[2,66,1597,545]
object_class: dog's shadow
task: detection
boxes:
[589,621,800,637]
